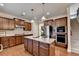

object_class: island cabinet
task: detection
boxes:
[33,40,39,56]
[27,39,33,54]
[39,42,49,56]
[24,38,28,50]
[24,38,55,56]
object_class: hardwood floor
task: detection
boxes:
[0,44,79,56]
[0,44,32,56]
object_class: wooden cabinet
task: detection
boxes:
[39,42,49,56]
[27,39,33,53]
[24,38,28,50]
[44,20,54,26]
[1,37,9,48]
[9,37,15,47]
[0,35,24,49]
[24,38,55,56]
[33,40,39,56]
[2,18,9,30]
[0,17,15,30]
[24,22,32,31]
[15,36,22,45]
[55,17,67,27]
[15,18,24,26]
[8,19,15,29]
[0,18,3,29]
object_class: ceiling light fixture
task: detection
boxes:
[41,3,46,21]
[0,3,4,6]
[21,12,26,16]
[31,9,34,23]
[46,12,50,15]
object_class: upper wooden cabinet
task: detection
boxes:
[24,22,32,31]
[0,17,15,30]
[14,18,24,26]
[44,20,54,26]
[8,19,15,29]
[55,17,67,27]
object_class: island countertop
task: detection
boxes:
[24,36,55,44]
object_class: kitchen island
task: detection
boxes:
[24,36,55,56]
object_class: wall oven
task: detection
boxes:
[57,34,65,43]
[57,26,65,32]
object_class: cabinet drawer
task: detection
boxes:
[40,42,49,48]
[39,47,49,56]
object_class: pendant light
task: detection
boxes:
[31,9,34,23]
[41,3,46,21]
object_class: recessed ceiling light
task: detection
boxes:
[0,3,4,6]
[31,20,34,23]
[46,12,50,15]
[22,12,26,16]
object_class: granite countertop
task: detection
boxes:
[24,36,55,44]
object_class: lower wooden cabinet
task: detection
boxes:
[0,35,24,49]
[33,40,39,56]
[9,37,15,47]
[39,42,49,56]
[27,39,33,53]
[1,37,9,48]
[15,36,23,45]
[24,38,28,50]
[24,38,55,56]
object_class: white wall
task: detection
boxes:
[32,21,39,37]
[69,3,79,53]
[71,20,79,53]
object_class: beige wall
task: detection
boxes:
[71,19,79,53]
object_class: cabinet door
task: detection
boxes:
[15,18,24,26]
[27,39,33,53]
[39,42,49,56]
[9,37,15,47]
[0,18,3,29]
[9,19,15,29]
[1,37,9,48]
[21,36,24,43]
[3,18,9,30]
[15,36,22,45]
[55,17,67,27]
[24,38,28,50]
[28,23,31,30]
[24,22,31,31]
[33,40,39,56]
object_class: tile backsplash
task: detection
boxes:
[0,28,32,36]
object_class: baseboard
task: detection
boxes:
[71,48,79,54]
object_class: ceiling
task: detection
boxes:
[0,3,72,21]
